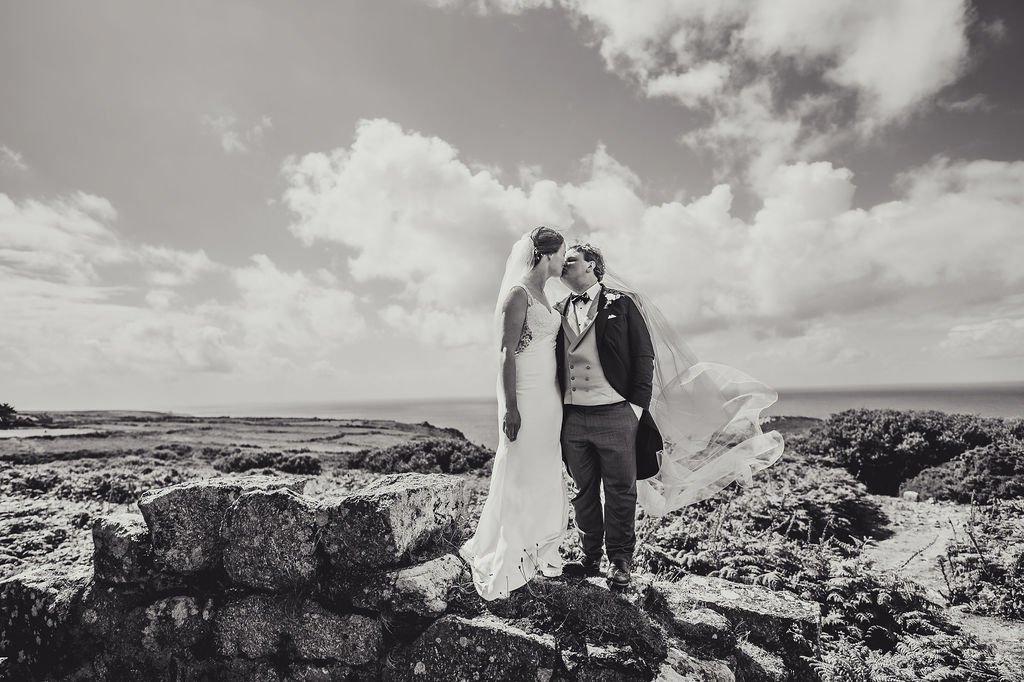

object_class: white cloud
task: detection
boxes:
[419,0,973,180]
[201,113,273,154]
[572,154,1024,332]
[2,193,366,387]
[8,119,1021,399]
[980,18,1008,43]
[226,253,366,352]
[282,119,1024,345]
[99,313,236,374]
[937,318,1024,359]
[744,158,1024,322]
[681,81,841,189]
[644,61,731,108]
[561,144,646,230]
[139,246,218,287]
[422,0,552,13]
[751,324,867,365]
[0,145,28,171]
[145,289,178,310]
[0,192,127,285]
[282,118,571,330]
[940,94,995,113]
[0,193,219,290]
[91,254,366,375]
[740,0,969,125]
[381,304,491,347]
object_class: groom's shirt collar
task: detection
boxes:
[582,281,602,304]
[570,281,602,312]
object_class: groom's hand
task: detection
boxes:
[503,406,522,441]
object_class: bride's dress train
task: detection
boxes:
[460,286,568,600]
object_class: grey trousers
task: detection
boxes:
[561,401,639,562]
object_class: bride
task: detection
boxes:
[460,227,569,601]
[461,227,785,601]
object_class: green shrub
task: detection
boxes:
[347,437,491,474]
[212,450,322,475]
[821,409,1015,495]
[0,402,17,429]
[900,439,1024,503]
[213,450,277,472]
[276,453,322,475]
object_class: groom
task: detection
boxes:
[557,243,662,588]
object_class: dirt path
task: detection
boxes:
[862,496,1024,669]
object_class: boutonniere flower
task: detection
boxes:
[604,291,621,309]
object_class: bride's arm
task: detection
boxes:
[499,287,529,441]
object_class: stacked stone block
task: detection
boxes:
[1,471,822,681]
[1,473,470,681]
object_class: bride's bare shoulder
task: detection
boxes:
[502,285,531,310]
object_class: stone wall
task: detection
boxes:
[1,473,822,681]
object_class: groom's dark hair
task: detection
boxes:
[571,242,605,281]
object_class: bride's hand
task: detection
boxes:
[503,406,521,441]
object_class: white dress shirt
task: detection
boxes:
[571,281,603,334]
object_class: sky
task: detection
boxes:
[1,0,1023,410]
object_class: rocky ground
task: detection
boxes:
[2,411,1023,679]
[0,411,479,582]
[1,428,818,681]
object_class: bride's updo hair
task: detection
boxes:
[529,226,564,267]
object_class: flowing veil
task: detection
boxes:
[602,270,785,517]
[494,233,536,333]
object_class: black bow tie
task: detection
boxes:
[570,292,591,305]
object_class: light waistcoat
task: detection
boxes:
[562,320,626,406]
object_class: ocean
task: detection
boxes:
[182,383,1024,451]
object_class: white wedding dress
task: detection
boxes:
[460,286,569,600]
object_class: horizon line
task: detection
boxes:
[16,378,1024,414]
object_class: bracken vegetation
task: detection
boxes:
[635,414,1022,681]
[940,499,1024,621]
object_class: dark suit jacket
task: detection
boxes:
[556,285,664,480]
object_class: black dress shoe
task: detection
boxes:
[607,558,631,588]
[563,555,602,577]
